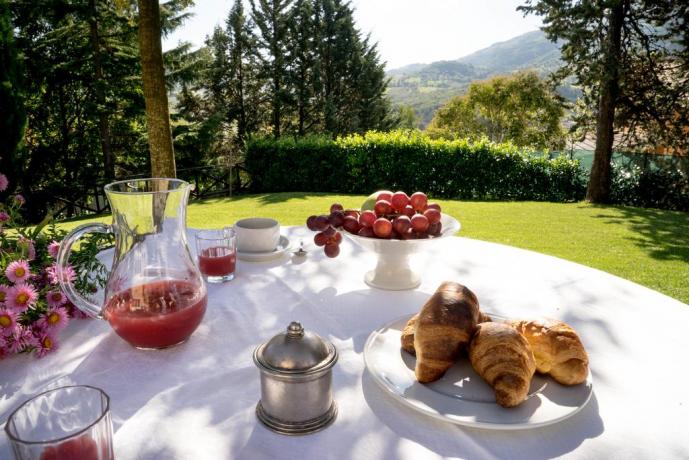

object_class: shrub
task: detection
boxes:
[610,163,689,211]
[245,131,587,201]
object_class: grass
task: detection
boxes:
[59,192,689,305]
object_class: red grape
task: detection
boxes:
[424,208,441,224]
[411,214,430,233]
[330,203,344,213]
[344,209,360,219]
[332,231,343,244]
[374,200,393,216]
[323,226,336,238]
[391,191,410,211]
[400,230,416,240]
[342,216,360,234]
[426,202,441,212]
[359,210,376,228]
[392,215,411,234]
[306,215,318,231]
[329,210,345,228]
[324,242,340,258]
[377,191,393,202]
[410,192,428,211]
[428,221,442,236]
[314,232,328,246]
[402,205,415,217]
[357,227,375,238]
[391,230,401,240]
[373,218,393,238]
[314,215,330,231]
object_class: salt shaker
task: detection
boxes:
[253,321,338,435]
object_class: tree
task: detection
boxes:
[287,0,317,135]
[397,104,420,130]
[137,0,176,177]
[250,0,293,137]
[0,0,26,189]
[428,71,565,150]
[520,0,689,203]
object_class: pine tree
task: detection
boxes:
[250,0,293,137]
[287,0,318,135]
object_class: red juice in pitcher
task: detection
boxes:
[103,280,207,349]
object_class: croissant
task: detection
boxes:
[401,310,491,356]
[509,318,589,385]
[469,322,536,408]
[413,282,480,383]
[401,313,418,355]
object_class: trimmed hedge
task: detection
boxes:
[611,164,689,211]
[245,131,587,201]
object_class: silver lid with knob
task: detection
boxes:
[253,321,338,435]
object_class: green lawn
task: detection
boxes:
[60,192,689,305]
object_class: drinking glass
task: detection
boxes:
[4,385,114,460]
[195,227,237,283]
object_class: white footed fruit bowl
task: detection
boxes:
[345,214,460,290]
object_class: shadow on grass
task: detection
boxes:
[590,204,689,263]
[194,191,362,206]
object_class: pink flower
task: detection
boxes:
[48,241,61,259]
[7,326,32,354]
[46,290,67,308]
[0,308,18,336]
[7,283,38,311]
[5,259,31,284]
[0,173,7,192]
[38,307,69,331]
[0,211,9,223]
[35,333,58,358]
[47,263,76,285]
[0,284,9,304]
[14,194,25,206]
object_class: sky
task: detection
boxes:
[163,0,543,70]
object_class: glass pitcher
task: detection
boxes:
[57,178,207,349]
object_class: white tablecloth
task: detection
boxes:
[2,226,689,460]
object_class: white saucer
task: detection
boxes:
[237,235,291,262]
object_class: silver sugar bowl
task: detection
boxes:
[253,321,338,435]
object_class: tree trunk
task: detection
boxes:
[88,0,114,181]
[586,1,625,203]
[137,0,176,178]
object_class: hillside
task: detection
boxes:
[387,30,565,126]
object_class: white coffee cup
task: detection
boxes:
[234,218,280,253]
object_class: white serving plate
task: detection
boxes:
[363,314,593,430]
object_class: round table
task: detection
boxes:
[2,226,688,459]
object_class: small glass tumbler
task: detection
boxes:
[4,385,114,460]
[195,227,237,283]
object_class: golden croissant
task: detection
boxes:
[413,281,481,383]
[401,309,491,356]
[469,322,536,408]
[509,318,589,385]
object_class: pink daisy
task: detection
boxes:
[0,308,18,336]
[0,284,10,304]
[7,283,38,311]
[18,237,36,261]
[47,263,76,285]
[0,173,7,192]
[46,290,67,308]
[7,327,30,354]
[0,211,9,223]
[47,241,61,259]
[35,333,58,358]
[5,259,31,284]
[38,307,69,331]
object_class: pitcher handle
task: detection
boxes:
[56,223,112,318]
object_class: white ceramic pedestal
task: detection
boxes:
[346,215,460,291]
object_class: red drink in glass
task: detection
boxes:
[103,280,207,349]
[198,246,236,277]
[39,435,100,460]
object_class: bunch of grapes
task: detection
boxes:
[306,191,443,258]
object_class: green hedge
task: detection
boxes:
[245,131,586,201]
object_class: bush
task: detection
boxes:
[245,131,587,201]
[610,163,689,211]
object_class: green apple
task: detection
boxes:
[361,190,393,211]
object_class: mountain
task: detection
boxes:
[387,30,565,127]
